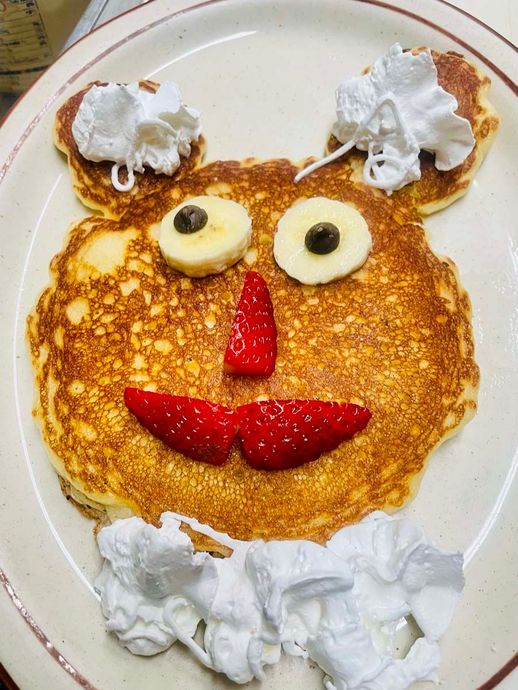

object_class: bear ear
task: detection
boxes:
[54,80,206,221]
[300,49,499,217]
[394,51,499,216]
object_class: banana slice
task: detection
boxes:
[273,197,372,285]
[159,196,252,278]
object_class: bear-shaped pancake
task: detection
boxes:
[27,49,498,552]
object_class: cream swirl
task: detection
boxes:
[295,43,475,192]
[95,510,464,688]
[72,81,200,192]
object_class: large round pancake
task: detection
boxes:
[29,48,499,552]
[27,150,480,549]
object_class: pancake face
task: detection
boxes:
[28,49,496,549]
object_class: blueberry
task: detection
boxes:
[174,205,208,233]
[305,222,340,255]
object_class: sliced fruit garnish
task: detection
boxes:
[236,399,371,470]
[273,196,372,285]
[159,195,252,278]
[124,388,238,466]
[224,271,277,377]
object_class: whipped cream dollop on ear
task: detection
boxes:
[95,511,464,689]
[295,43,475,192]
[71,81,201,192]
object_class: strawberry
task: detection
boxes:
[236,399,371,470]
[224,271,277,377]
[124,388,238,466]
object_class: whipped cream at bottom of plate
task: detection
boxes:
[72,81,201,192]
[95,511,464,689]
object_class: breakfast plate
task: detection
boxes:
[0,1,516,688]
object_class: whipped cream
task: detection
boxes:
[95,511,464,688]
[295,43,475,192]
[72,81,201,192]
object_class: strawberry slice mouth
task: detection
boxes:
[124,388,371,470]
[236,399,371,470]
[124,388,239,466]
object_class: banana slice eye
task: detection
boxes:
[273,197,372,285]
[159,195,252,278]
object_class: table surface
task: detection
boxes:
[0,0,516,688]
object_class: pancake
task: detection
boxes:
[325,50,499,215]
[53,80,206,220]
[28,49,496,552]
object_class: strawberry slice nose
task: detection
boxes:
[224,271,277,377]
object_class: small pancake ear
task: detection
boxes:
[54,81,207,221]
[306,50,498,216]
[387,51,499,216]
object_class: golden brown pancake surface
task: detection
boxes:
[29,49,497,549]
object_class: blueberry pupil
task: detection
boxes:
[174,205,208,233]
[305,223,340,255]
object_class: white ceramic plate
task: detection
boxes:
[0,1,517,688]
